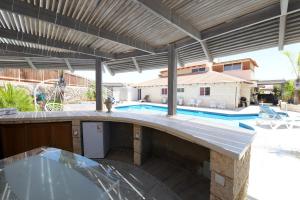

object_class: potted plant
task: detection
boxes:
[104,97,113,113]
[283,51,300,104]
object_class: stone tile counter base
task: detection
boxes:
[210,149,250,200]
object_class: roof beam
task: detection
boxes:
[202,1,300,41]
[135,0,212,61]
[279,0,289,50]
[132,57,141,73]
[0,0,155,53]
[114,37,196,59]
[0,44,96,59]
[25,57,37,70]
[176,52,184,67]
[103,63,114,76]
[64,58,74,72]
[0,28,113,59]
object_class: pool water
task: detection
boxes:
[115,104,258,120]
[115,104,258,130]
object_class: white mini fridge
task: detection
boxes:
[82,122,110,159]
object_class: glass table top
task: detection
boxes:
[0,148,121,200]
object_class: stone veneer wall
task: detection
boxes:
[72,120,82,155]
[133,125,210,173]
[210,148,251,200]
[109,122,133,149]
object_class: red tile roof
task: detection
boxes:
[135,71,253,87]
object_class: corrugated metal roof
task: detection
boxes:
[0,56,95,70]
[0,0,299,73]
[162,0,278,31]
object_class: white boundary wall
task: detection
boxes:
[140,83,251,109]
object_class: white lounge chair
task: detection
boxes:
[257,105,291,129]
[288,117,300,128]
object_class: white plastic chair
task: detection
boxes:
[161,97,167,104]
[189,99,196,107]
[209,101,217,108]
[195,99,202,107]
[178,98,184,106]
[217,102,226,109]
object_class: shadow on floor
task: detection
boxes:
[95,148,210,200]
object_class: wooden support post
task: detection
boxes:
[95,58,103,111]
[168,43,177,115]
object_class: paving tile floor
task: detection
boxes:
[95,148,210,200]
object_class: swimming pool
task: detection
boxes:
[115,104,258,120]
[115,104,258,130]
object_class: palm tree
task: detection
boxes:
[283,51,300,104]
[0,83,35,111]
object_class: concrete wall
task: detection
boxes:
[140,83,249,109]
[240,83,252,104]
[113,87,138,102]
[280,102,300,112]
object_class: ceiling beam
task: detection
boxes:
[135,0,212,61]
[64,58,74,72]
[176,52,184,67]
[115,2,300,60]
[0,0,155,54]
[201,1,300,41]
[0,44,96,59]
[279,0,289,50]
[25,57,37,70]
[132,57,141,73]
[114,37,196,59]
[103,63,114,76]
[0,28,113,59]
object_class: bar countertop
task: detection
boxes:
[0,111,255,160]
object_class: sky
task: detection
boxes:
[74,43,300,84]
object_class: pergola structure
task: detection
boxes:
[0,0,300,114]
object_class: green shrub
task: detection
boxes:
[85,82,96,101]
[282,80,295,101]
[0,84,35,112]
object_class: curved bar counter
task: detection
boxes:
[0,111,255,200]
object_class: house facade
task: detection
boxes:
[159,58,257,81]
[136,58,257,109]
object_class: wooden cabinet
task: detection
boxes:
[0,122,73,158]
[51,123,73,152]
[26,123,52,150]
[0,124,27,158]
